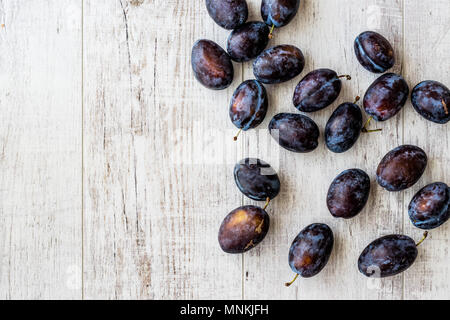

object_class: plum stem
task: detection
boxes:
[268,24,275,39]
[361,116,382,133]
[263,197,270,210]
[442,99,448,115]
[233,129,242,141]
[338,75,352,81]
[354,96,361,104]
[285,274,299,287]
[362,117,373,131]
[416,231,428,247]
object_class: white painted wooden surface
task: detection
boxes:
[0,0,82,299]
[0,0,448,300]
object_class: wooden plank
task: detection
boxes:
[0,0,82,299]
[242,0,405,299]
[403,0,450,300]
[1,0,448,300]
[83,0,242,299]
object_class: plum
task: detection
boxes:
[229,80,268,139]
[191,39,234,90]
[268,113,319,153]
[227,22,270,62]
[218,205,270,253]
[293,69,350,112]
[327,169,370,219]
[325,99,363,153]
[354,31,395,73]
[363,73,409,121]
[376,145,427,192]
[408,182,449,230]
[253,45,305,84]
[206,0,248,30]
[358,234,425,278]
[411,80,450,124]
[234,158,280,201]
[286,223,334,286]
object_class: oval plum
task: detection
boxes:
[227,21,270,62]
[206,0,248,30]
[325,102,363,153]
[268,113,319,153]
[229,80,268,132]
[218,205,270,254]
[261,0,301,28]
[408,182,450,230]
[253,45,305,84]
[191,39,234,90]
[234,158,281,201]
[288,223,334,278]
[363,73,409,121]
[354,31,395,73]
[358,234,417,278]
[376,145,427,192]
[327,169,370,219]
[411,80,450,124]
[293,69,347,112]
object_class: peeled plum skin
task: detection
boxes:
[411,80,450,124]
[288,223,334,278]
[206,0,248,30]
[227,22,270,62]
[293,69,343,112]
[229,80,268,131]
[376,145,427,192]
[191,39,234,90]
[358,235,417,278]
[408,182,450,230]
[268,113,319,153]
[363,73,409,121]
[261,0,301,28]
[327,169,370,219]
[325,102,363,153]
[234,158,281,201]
[218,205,270,254]
[253,45,305,84]
[354,31,395,73]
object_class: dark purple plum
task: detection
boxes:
[218,205,270,253]
[253,45,305,84]
[354,31,395,73]
[227,22,270,62]
[293,69,350,112]
[229,80,268,134]
[206,0,248,30]
[234,158,280,201]
[363,73,409,121]
[327,169,370,219]
[325,100,363,153]
[268,113,319,153]
[408,182,450,230]
[411,80,450,124]
[376,145,427,192]
[358,234,418,278]
[191,39,234,90]
[286,223,334,286]
[261,0,300,28]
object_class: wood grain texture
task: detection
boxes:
[0,0,448,300]
[0,0,82,299]
[82,0,243,299]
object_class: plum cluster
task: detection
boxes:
[192,1,449,286]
